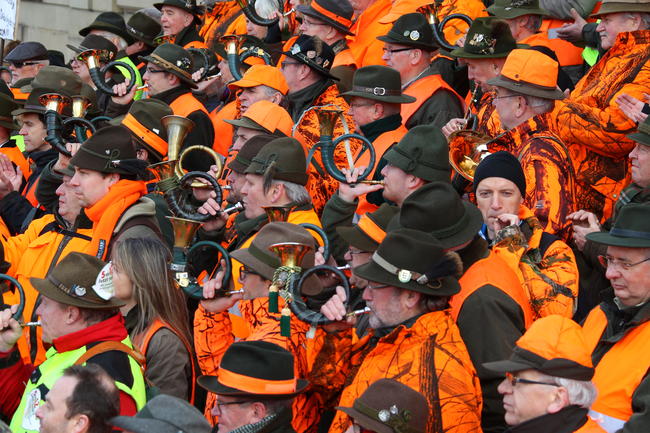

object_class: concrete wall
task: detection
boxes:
[15,0,142,62]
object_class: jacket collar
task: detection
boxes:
[152,85,193,105]
[505,405,590,433]
[359,114,402,143]
[52,314,128,353]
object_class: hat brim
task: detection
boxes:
[11,105,46,116]
[110,416,180,433]
[627,131,650,147]
[296,5,355,36]
[223,117,271,133]
[66,44,84,55]
[280,51,340,81]
[153,2,202,25]
[353,260,461,296]
[79,23,135,45]
[487,5,549,19]
[450,42,528,59]
[435,202,485,250]
[483,358,536,374]
[230,248,276,281]
[337,225,380,253]
[591,4,650,17]
[339,89,416,104]
[197,375,309,398]
[139,55,198,89]
[227,77,266,91]
[30,276,126,309]
[336,407,393,433]
[487,75,565,100]
[586,231,650,248]
[376,35,439,51]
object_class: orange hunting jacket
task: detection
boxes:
[551,30,650,221]
[491,205,579,320]
[489,113,576,240]
[311,311,483,433]
[347,0,391,67]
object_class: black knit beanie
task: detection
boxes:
[474,151,526,197]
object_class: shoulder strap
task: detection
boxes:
[75,340,146,367]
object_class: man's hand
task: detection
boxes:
[567,210,601,251]
[493,213,520,234]
[338,166,383,203]
[556,9,587,44]
[320,286,355,332]
[0,305,22,352]
[200,261,243,313]
[616,93,649,124]
[111,79,137,105]
[192,164,221,201]
[442,118,468,138]
[197,197,229,231]
[53,142,82,173]
[0,154,22,199]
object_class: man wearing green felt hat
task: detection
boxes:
[318,228,482,433]
[377,13,464,130]
[581,203,650,433]
[154,0,206,49]
[0,252,147,433]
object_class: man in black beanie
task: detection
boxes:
[474,151,579,321]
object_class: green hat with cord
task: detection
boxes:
[487,0,549,19]
[586,203,650,248]
[450,17,519,59]
[245,137,309,186]
[377,12,439,51]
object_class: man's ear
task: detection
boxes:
[70,413,90,433]
[107,172,121,187]
[546,386,570,414]
[66,305,82,325]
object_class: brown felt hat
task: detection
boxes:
[31,252,125,309]
[592,0,650,17]
[337,203,399,252]
[341,65,416,104]
[245,137,309,186]
[227,134,278,173]
[337,379,429,433]
[354,228,462,295]
[230,221,323,296]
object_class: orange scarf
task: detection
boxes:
[85,179,148,260]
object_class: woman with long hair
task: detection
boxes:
[110,236,194,400]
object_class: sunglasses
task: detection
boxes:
[7,61,40,68]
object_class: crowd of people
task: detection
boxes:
[0,0,649,432]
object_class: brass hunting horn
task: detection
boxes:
[76,49,137,96]
[40,93,73,157]
[419,0,473,51]
[219,35,245,81]
[235,0,283,27]
[61,95,95,143]
[448,129,492,181]
[306,108,377,183]
[262,206,331,261]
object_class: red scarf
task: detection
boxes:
[85,179,148,260]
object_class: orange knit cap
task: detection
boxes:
[227,64,289,95]
[484,315,594,380]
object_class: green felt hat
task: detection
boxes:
[591,0,650,17]
[377,12,438,51]
[354,228,462,295]
[487,0,549,19]
[153,0,202,25]
[245,137,309,186]
[383,124,451,182]
[139,43,197,89]
[341,65,416,104]
[70,125,145,176]
[587,203,650,248]
[337,203,399,252]
[627,114,650,147]
[227,134,277,174]
[30,252,125,309]
[450,17,518,59]
[126,11,162,47]
[79,11,135,45]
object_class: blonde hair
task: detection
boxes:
[111,237,192,348]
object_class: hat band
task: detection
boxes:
[248,242,282,269]
[638,120,650,136]
[127,25,152,42]
[372,251,432,286]
[351,85,402,97]
[122,113,167,156]
[310,1,352,28]
[497,73,558,92]
[609,227,650,240]
[46,275,105,304]
[352,399,420,433]
[357,215,387,245]
[218,367,297,394]
[148,53,192,81]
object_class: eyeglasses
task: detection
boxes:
[505,372,560,388]
[280,61,301,69]
[382,47,415,56]
[145,68,167,74]
[7,61,40,68]
[215,399,252,409]
[239,265,261,280]
[597,254,650,270]
[366,283,390,290]
[302,17,327,27]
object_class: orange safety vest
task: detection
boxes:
[582,306,650,431]
[332,48,357,69]
[136,318,197,404]
[356,126,407,215]
[10,86,29,102]
[520,32,583,67]
[210,100,238,157]
[24,176,41,208]
[169,92,219,151]
[401,73,465,126]
[450,252,534,328]
[1,146,31,181]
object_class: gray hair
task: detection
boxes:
[523,94,555,113]
[537,373,598,408]
[272,180,311,206]
[91,30,128,50]
[628,12,650,29]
